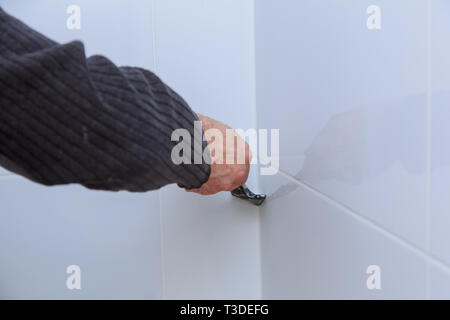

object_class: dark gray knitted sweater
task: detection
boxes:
[0,6,210,192]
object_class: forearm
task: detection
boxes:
[0,6,210,192]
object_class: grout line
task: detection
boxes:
[277,169,450,275]
[151,0,165,299]
[249,0,264,299]
[257,206,264,300]
[151,0,158,73]
[425,0,433,300]
[157,189,167,299]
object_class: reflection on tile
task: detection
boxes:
[255,0,427,247]
[260,173,427,299]
[159,184,261,299]
[430,0,450,265]
[0,177,162,299]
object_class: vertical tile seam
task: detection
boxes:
[152,0,264,299]
[157,189,167,299]
[425,0,433,300]
[151,0,166,299]
[252,0,435,299]
[151,0,158,74]
[250,0,264,300]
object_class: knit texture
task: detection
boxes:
[0,6,210,192]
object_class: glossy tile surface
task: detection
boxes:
[260,173,427,299]
[430,0,450,266]
[3,0,445,300]
[154,0,261,299]
[255,0,428,247]
[1,0,263,299]
[153,0,260,190]
[430,262,450,299]
[1,0,155,69]
[0,177,162,299]
[0,1,161,299]
[153,0,255,128]
[159,184,261,299]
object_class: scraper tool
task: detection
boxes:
[231,184,266,206]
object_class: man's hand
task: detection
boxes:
[185,114,252,195]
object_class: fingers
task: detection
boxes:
[185,187,218,196]
[185,115,252,196]
[184,183,219,195]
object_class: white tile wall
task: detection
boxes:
[255,0,450,299]
[152,0,256,130]
[430,262,450,299]
[4,0,450,300]
[0,167,11,176]
[260,173,427,299]
[0,177,162,299]
[0,0,163,299]
[153,0,261,298]
[159,185,261,299]
[0,0,262,299]
[152,0,260,191]
[1,0,155,69]
[430,0,450,266]
[255,0,428,249]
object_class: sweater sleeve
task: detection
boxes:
[0,7,211,192]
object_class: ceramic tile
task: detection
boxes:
[159,184,261,299]
[0,177,162,299]
[260,173,427,299]
[430,0,450,265]
[255,0,428,248]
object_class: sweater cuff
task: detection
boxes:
[175,113,211,190]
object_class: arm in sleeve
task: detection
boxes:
[0,7,210,191]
